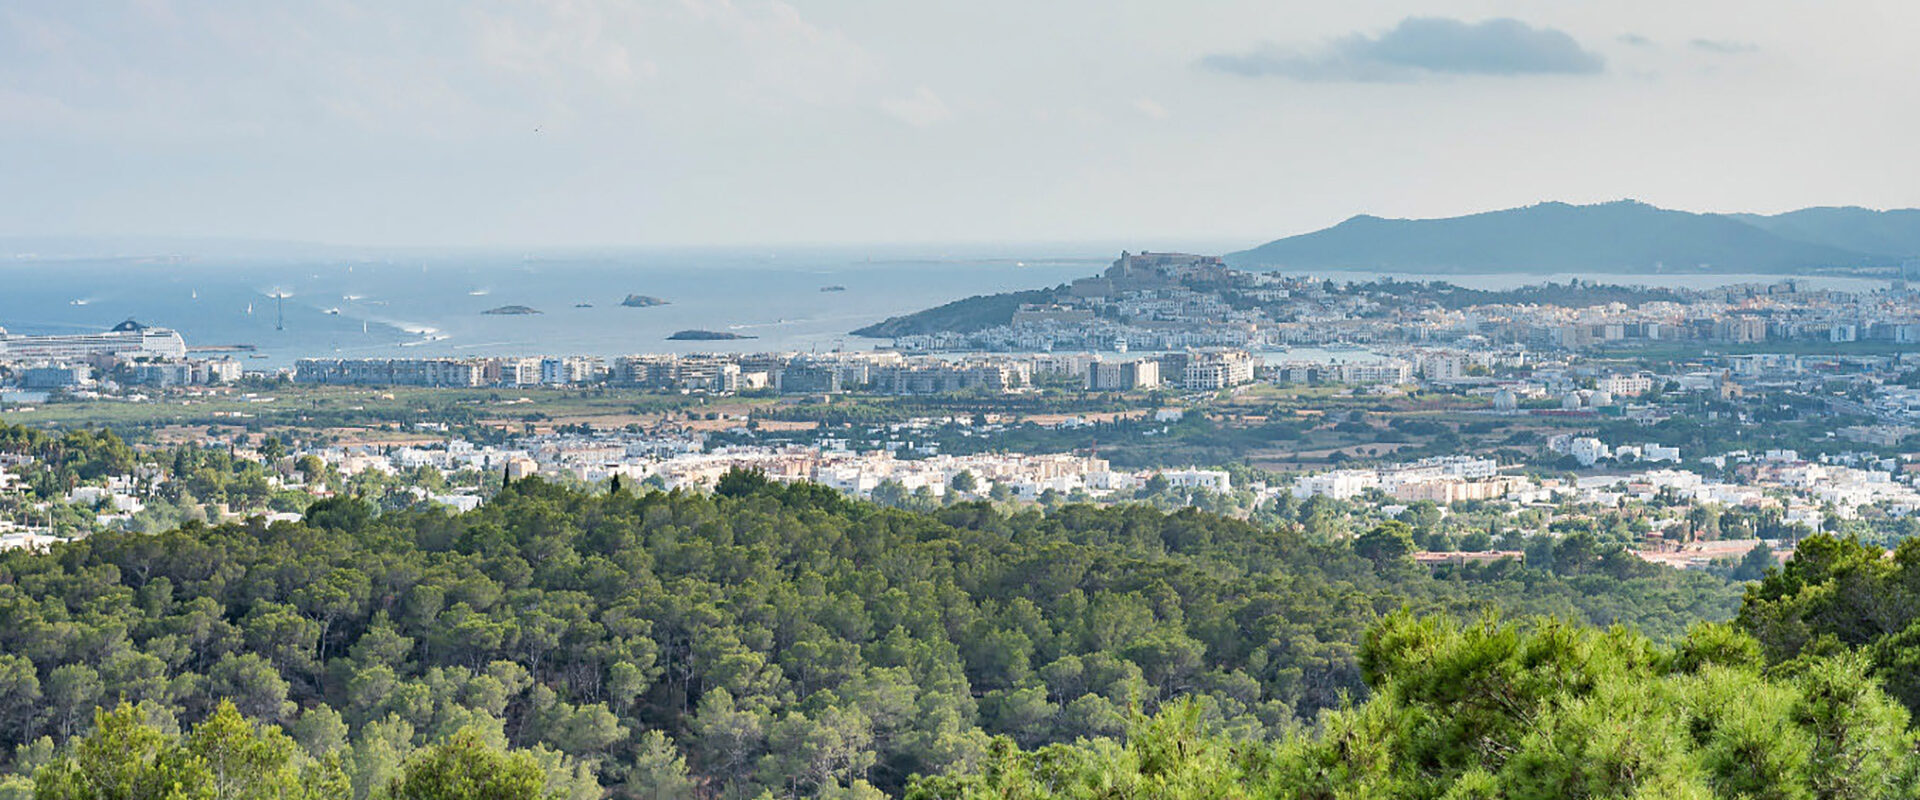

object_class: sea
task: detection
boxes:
[0,246,1106,367]
[0,245,1897,368]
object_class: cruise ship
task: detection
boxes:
[0,320,188,360]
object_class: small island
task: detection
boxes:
[482,305,542,315]
[668,329,755,341]
[621,294,670,308]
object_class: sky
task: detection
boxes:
[3,0,1918,249]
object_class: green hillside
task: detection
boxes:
[852,288,1062,338]
[0,474,1741,798]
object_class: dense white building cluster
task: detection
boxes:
[311,430,1237,508]
[1290,457,1519,503]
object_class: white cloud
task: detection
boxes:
[1,0,1917,247]
[469,5,654,86]
[663,0,875,107]
[1132,97,1170,119]
[1205,17,1605,82]
[1690,38,1758,55]
[880,86,953,127]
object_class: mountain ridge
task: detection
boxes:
[1227,200,1920,274]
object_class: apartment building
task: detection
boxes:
[1178,349,1254,391]
[1088,358,1161,391]
[295,358,487,387]
[873,362,1026,395]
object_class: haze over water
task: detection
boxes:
[0,247,1102,365]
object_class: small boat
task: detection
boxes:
[325,307,341,315]
[574,303,593,308]
[820,285,847,292]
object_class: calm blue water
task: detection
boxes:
[0,247,1102,366]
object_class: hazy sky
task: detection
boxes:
[4,0,1917,248]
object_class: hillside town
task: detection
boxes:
[879,251,1920,352]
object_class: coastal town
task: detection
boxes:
[18,3,1920,793]
[869,251,1920,352]
[5,253,1920,577]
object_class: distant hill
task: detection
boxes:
[1227,200,1915,274]
[1729,206,1920,260]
